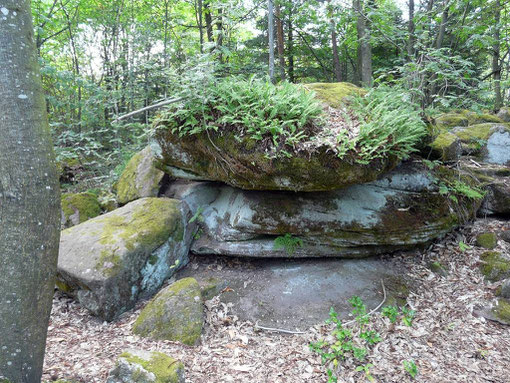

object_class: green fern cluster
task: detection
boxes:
[159,76,323,148]
[273,234,304,256]
[349,85,428,163]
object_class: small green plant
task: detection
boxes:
[401,307,416,327]
[403,360,418,379]
[273,234,303,255]
[423,159,441,170]
[458,240,472,252]
[355,363,375,382]
[381,305,399,323]
[189,206,205,224]
[310,297,383,382]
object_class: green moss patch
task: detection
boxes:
[476,232,498,249]
[119,351,184,383]
[492,299,510,324]
[480,251,510,281]
[61,192,102,226]
[133,277,204,345]
[434,113,469,129]
[305,82,366,108]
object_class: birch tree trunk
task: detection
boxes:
[0,1,61,382]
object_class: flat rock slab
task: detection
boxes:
[189,161,477,258]
[178,256,410,329]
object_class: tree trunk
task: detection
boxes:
[435,2,449,49]
[197,0,204,53]
[407,0,415,58]
[268,0,275,82]
[287,10,295,83]
[0,1,61,382]
[331,24,342,82]
[355,0,372,86]
[328,0,342,81]
[216,7,224,62]
[493,0,502,110]
[275,4,286,80]
[204,0,214,43]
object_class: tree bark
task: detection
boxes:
[407,0,415,58]
[435,2,449,49]
[493,0,502,110]
[275,4,286,80]
[0,1,61,382]
[204,0,214,43]
[328,0,341,81]
[287,9,295,83]
[354,0,372,86]
[268,0,275,82]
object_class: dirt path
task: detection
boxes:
[43,218,510,383]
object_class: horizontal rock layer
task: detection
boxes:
[168,162,479,258]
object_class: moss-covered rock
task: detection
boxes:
[57,198,196,320]
[200,277,228,301]
[434,113,469,129]
[428,261,448,277]
[133,278,204,345]
[154,82,403,192]
[116,145,165,205]
[480,251,510,282]
[155,130,399,192]
[501,279,510,299]
[61,192,102,228]
[497,107,510,122]
[492,298,510,325]
[107,349,185,383]
[476,232,498,249]
[429,131,462,161]
[305,82,366,108]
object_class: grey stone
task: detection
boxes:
[177,256,411,328]
[190,162,476,258]
[57,198,196,321]
[485,129,510,165]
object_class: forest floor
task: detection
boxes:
[43,217,510,383]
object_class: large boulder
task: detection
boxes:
[153,82,412,192]
[61,192,102,229]
[185,161,480,258]
[154,131,398,192]
[116,145,165,205]
[133,277,204,345]
[57,198,195,320]
[107,349,185,383]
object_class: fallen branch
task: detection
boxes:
[112,97,184,123]
[254,323,307,335]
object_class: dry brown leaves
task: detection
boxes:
[43,218,510,383]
